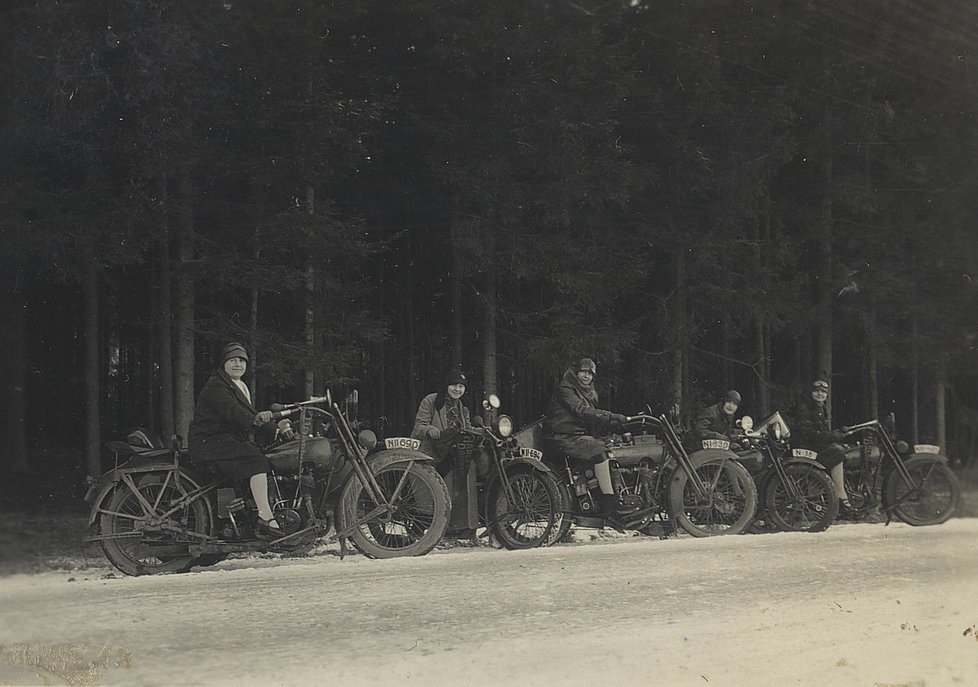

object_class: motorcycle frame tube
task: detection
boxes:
[656,414,712,500]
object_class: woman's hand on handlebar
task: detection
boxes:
[254,410,274,425]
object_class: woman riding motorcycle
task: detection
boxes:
[188,342,293,538]
[544,357,630,517]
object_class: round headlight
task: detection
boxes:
[497,415,513,438]
[740,415,754,432]
[357,429,378,451]
[895,440,910,455]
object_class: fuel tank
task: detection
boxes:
[265,437,338,472]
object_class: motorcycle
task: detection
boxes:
[85,391,451,576]
[832,414,961,525]
[731,412,839,532]
[435,395,561,549]
[517,407,757,544]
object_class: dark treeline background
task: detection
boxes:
[2,0,978,495]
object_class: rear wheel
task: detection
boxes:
[99,472,210,576]
[669,455,757,537]
[338,459,450,558]
[488,467,560,550]
[765,464,838,532]
[885,456,960,526]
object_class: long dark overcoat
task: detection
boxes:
[544,368,615,463]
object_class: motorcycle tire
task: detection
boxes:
[193,554,228,567]
[99,472,210,576]
[764,464,839,533]
[487,466,561,550]
[668,454,757,537]
[543,480,574,547]
[337,458,450,559]
[884,456,960,526]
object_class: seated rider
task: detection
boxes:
[411,368,472,459]
[411,368,477,535]
[686,389,741,451]
[188,342,292,538]
[793,378,852,512]
[544,357,629,518]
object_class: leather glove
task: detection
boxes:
[831,430,846,443]
[254,410,273,425]
[277,420,297,442]
[427,426,442,440]
[611,413,628,426]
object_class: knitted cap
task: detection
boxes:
[724,389,742,404]
[577,357,597,374]
[221,342,249,364]
[445,368,467,386]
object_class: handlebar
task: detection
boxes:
[268,396,330,421]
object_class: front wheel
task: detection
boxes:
[669,454,757,537]
[488,467,560,550]
[99,471,210,576]
[337,459,450,558]
[765,464,839,532]
[543,479,575,546]
[885,456,960,526]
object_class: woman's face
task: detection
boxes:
[224,357,247,380]
[811,388,828,404]
[446,383,466,400]
[576,369,594,386]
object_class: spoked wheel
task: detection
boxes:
[99,472,210,576]
[765,464,839,532]
[885,456,960,526]
[338,458,450,558]
[669,455,757,537]
[488,468,560,550]
[543,480,574,546]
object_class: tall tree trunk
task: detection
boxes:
[910,314,920,443]
[304,186,316,399]
[816,133,834,423]
[405,230,418,413]
[864,307,879,420]
[250,225,260,400]
[173,172,196,446]
[156,222,174,441]
[0,262,30,472]
[84,262,101,479]
[481,229,498,423]
[936,362,948,453]
[671,249,687,415]
[449,212,465,369]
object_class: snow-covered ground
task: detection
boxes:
[1,519,976,686]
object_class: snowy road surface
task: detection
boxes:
[1,519,977,687]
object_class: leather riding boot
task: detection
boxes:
[600,493,624,516]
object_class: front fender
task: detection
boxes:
[782,457,829,472]
[367,447,438,469]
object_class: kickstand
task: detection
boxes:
[339,537,348,559]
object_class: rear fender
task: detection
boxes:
[86,460,206,526]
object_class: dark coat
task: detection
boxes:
[188,369,273,463]
[690,402,735,444]
[411,392,472,456]
[793,397,837,449]
[544,368,615,462]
